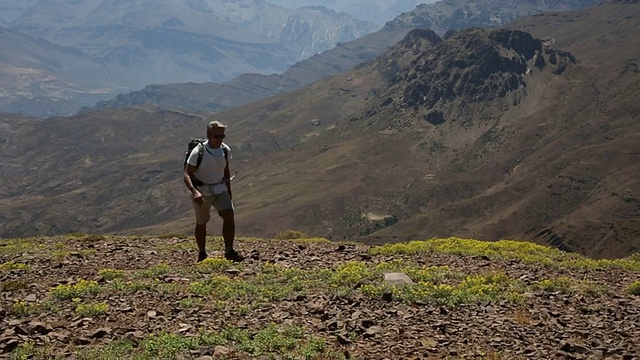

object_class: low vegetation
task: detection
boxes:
[1,235,638,359]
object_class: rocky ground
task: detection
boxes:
[0,235,639,359]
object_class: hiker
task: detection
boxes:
[183,121,243,263]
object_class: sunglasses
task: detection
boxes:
[211,134,226,139]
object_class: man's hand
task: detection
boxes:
[192,190,204,203]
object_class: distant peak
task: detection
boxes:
[390,28,576,109]
[400,28,443,47]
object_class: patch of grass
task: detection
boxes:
[370,238,640,270]
[98,268,126,280]
[1,279,29,291]
[0,261,30,272]
[42,300,61,314]
[62,256,613,312]
[404,265,461,284]
[65,325,331,360]
[535,277,574,293]
[186,259,536,307]
[331,261,374,287]
[236,304,252,316]
[195,258,238,273]
[9,341,57,360]
[135,332,224,359]
[256,263,331,299]
[157,282,181,295]
[221,324,331,358]
[11,300,41,316]
[188,280,214,296]
[628,280,640,295]
[74,341,134,360]
[74,302,109,317]
[217,259,531,307]
[361,269,525,306]
[0,238,47,256]
[138,264,171,278]
[178,297,203,309]
[423,273,516,305]
[534,277,608,296]
[51,280,101,300]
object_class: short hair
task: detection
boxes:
[207,120,227,134]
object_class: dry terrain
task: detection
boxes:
[1,235,639,359]
[1,2,639,260]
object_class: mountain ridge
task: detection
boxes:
[0,0,379,116]
[1,2,639,259]
[88,0,604,116]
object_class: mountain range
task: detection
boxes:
[1,1,638,259]
[0,0,379,117]
[265,0,438,25]
[88,0,604,115]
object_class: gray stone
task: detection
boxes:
[384,272,415,286]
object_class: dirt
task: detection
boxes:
[1,235,639,359]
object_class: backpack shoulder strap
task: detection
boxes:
[195,142,205,168]
[221,143,229,163]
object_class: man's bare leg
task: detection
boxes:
[219,209,242,261]
[195,223,207,261]
[219,209,235,252]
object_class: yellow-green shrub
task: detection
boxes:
[51,280,101,299]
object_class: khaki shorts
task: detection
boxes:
[192,191,234,225]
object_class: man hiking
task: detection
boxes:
[183,121,243,263]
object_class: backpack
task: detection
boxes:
[183,138,206,170]
[183,138,228,186]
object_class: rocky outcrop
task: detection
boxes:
[399,28,576,109]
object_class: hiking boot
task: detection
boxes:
[224,249,244,262]
[197,252,208,263]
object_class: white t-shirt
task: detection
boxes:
[187,141,231,194]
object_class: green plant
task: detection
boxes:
[188,281,213,296]
[0,261,30,272]
[75,341,134,360]
[98,268,125,280]
[51,280,101,300]
[331,261,373,287]
[179,297,202,309]
[138,264,171,278]
[195,258,237,273]
[11,300,40,316]
[1,280,28,291]
[628,281,640,295]
[74,302,109,316]
[369,238,640,271]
